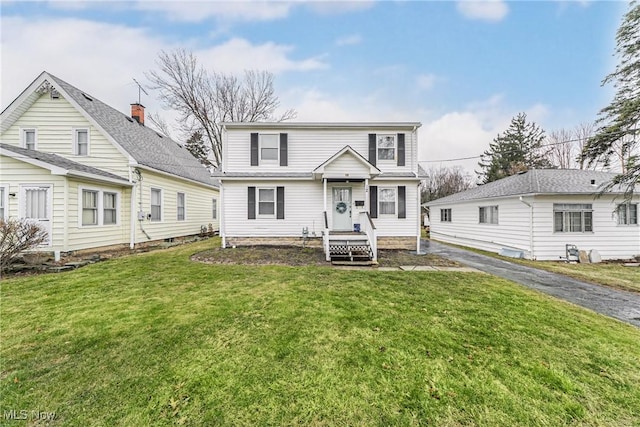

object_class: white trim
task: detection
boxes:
[222,122,422,130]
[257,187,276,218]
[378,186,397,216]
[150,187,163,222]
[0,184,8,220]
[20,127,38,150]
[18,183,53,246]
[73,127,90,156]
[177,191,186,221]
[376,134,397,163]
[135,164,218,190]
[259,133,279,165]
[78,185,121,228]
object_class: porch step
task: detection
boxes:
[329,239,374,264]
[331,260,378,266]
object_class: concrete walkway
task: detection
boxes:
[422,240,640,328]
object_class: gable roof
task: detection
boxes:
[1,143,131,186]
[427,169,628,205]
[1,72,216,188]
[313,145,381,179]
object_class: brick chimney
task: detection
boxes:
[131,103,145,125]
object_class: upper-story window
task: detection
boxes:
[377,134,396,161]
[75,129,89,156]
[260,134,279,163]
[22,129,37,150]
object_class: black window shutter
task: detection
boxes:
[248,187,256,219]
[280,133,288,166]
[250,133,259,166]
[397,133,405,167]
[276,186,285,219]
[368,134,377,166]
[370,185,378,218]
[398,186,406,219]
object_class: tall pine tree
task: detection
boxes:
[477,112,550,184]
[582,1,640,194]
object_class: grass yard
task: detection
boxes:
[1,238,639,426]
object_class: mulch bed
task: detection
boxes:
[192,245,461,268]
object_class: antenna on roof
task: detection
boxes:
[132,78,149,105]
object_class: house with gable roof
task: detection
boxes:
[426,169,639,261]
[0,71,219,255]
[214,122,424,263]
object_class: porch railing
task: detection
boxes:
[323,211,330,261]
[359,211,377,262]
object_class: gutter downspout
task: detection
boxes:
[129,166,136,249]
[220,183,225,248]
[519,196,534,260]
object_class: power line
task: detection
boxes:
[418,127,638,164]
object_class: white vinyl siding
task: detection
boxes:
[151,188,162,221]
[479,205,499,224]
[617,203,638,225]
[554,204,593,233]
[377,134,396,161]
[22,128,37,150]
[74,128,89,155]
[379,187,396,215]
[223,126,417,175]
[177,192,186,221]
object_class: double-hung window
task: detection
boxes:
[151,188,162,221]
[177,192,185,221]
[82,190,99,226]
[379,188,396,215]
[479,205,499,224]
[212,198,218,220]
[22,129,37,150]
[75,129,89,155]
[440,208,452,222]
[258,188,275,216]
[554,204,593,232]
[103,192,117,225]
[377,134,396,161]
[260,134,279,163]
[617,203,638,225]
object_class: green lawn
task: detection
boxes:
[1,239,639,426]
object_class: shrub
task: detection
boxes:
[0,218,49,275]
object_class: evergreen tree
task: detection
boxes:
[477,112,550,184]
[184,131,213,168]
[582,1,640,194]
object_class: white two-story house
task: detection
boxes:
[214,122,423,263]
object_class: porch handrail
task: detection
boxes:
[359,211,377,262]
[323,211,330,261]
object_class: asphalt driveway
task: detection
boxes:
[422,240,640,328]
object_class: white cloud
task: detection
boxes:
[134,1,293,23]
[336,34,363,46]
[416,73,437,91]
[456,0,509,22]
[306,1,375,16]
[194,38,328,74]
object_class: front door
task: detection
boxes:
[20,185,52,246]
[332,187,352,231]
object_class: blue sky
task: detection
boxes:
[0,1,628,174]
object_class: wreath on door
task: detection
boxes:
[336,201,348,214]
